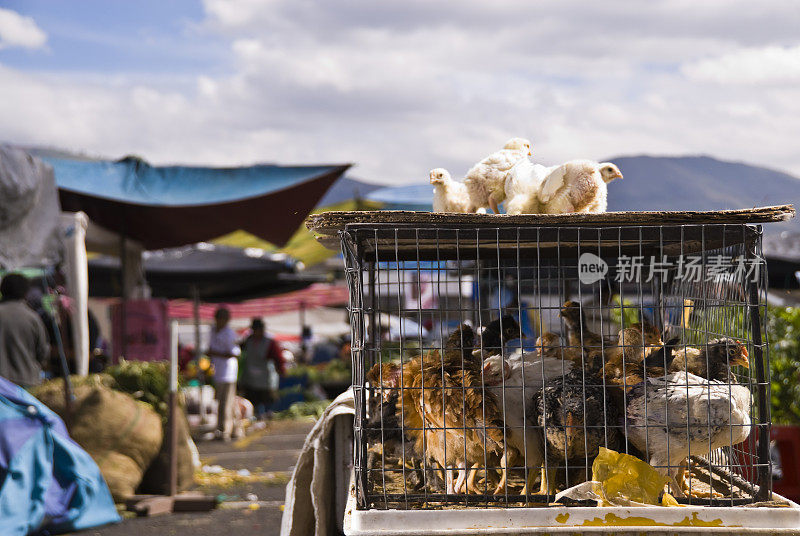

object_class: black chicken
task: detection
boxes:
[532,367,620,495]
[473,315,521,358]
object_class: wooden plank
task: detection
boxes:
[307,205,795,242]
[312,214,768,262]
[125,493,218,516]
[127,496,175,517]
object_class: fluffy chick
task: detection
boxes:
[560,301,611,350]
[559,301,613,369]
[430,168,474,213]
[504,160,553,215]
[538,161,623,214]
[603,322,664,378]
[472,315,522,358]
[534,331,582,364]
[464,138,532,214]
[534,332,563,359]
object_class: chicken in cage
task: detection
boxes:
[307,208,794,515]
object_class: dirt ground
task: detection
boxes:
[75,419,314,536]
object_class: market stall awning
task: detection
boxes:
[45,155,350,249]
[167,282,349,320]
[88,243,322,302]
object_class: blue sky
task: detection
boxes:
[1,1,226,76]
[0,1,799,184]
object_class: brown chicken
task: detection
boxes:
[597,323,668,427]
[668,338,749,378]
[559,301,613,369]
[534,331,584,366]
[602,322,664,382]
[370,325,514,495]
[534,332,561,358]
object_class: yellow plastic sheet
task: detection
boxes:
[591,447,673,506]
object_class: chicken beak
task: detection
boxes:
[615,172,624,180]
[564,412,576,442]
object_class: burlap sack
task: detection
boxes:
[34,379,163,500]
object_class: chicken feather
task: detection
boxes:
[377,324,514,495]
[464,138,531,214]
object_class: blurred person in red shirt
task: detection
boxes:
[239,317,285,420]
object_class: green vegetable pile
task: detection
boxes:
[105,360,173,421]
[287,359,351,384]
[275,399,331,420]
[768,306,800,425]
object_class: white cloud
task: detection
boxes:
[1,0,800,183]
[683,45,800,84]
[0,8,47,50]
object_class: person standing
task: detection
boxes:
[207,306,240,441]
[0,273,50,388]
[240,318,285,420]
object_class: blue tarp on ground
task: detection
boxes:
[43,155,350,249]
[0,377,119,535]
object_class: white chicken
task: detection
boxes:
[464,138,532,214]
[482,353,573,494]
[503,160,554,215]
[625,339,751,498]
[430,168,473,213]
[537,160,623,214]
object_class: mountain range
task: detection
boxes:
[606,156,799,231]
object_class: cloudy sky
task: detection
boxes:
[1,0,799,184]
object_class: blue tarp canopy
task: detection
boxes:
[0,377,119,534]
[45,155,350,249]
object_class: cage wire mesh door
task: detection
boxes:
[341,223,771,510]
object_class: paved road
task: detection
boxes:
[78,419,314,536]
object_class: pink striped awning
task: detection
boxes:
[168,282,349,320]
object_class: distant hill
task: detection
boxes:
[316,176,382,207]
[606,155,800,232]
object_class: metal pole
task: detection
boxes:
[748,249,771,501]
[192,285,208,426]
[167,320,179,497]
[119,235,128,360]
[193,285,201,362]
[300,300,307,362]
[43,278,74,426]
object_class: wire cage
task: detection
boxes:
[334,216,775,512]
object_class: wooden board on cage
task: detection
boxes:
[322,208,793,510]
